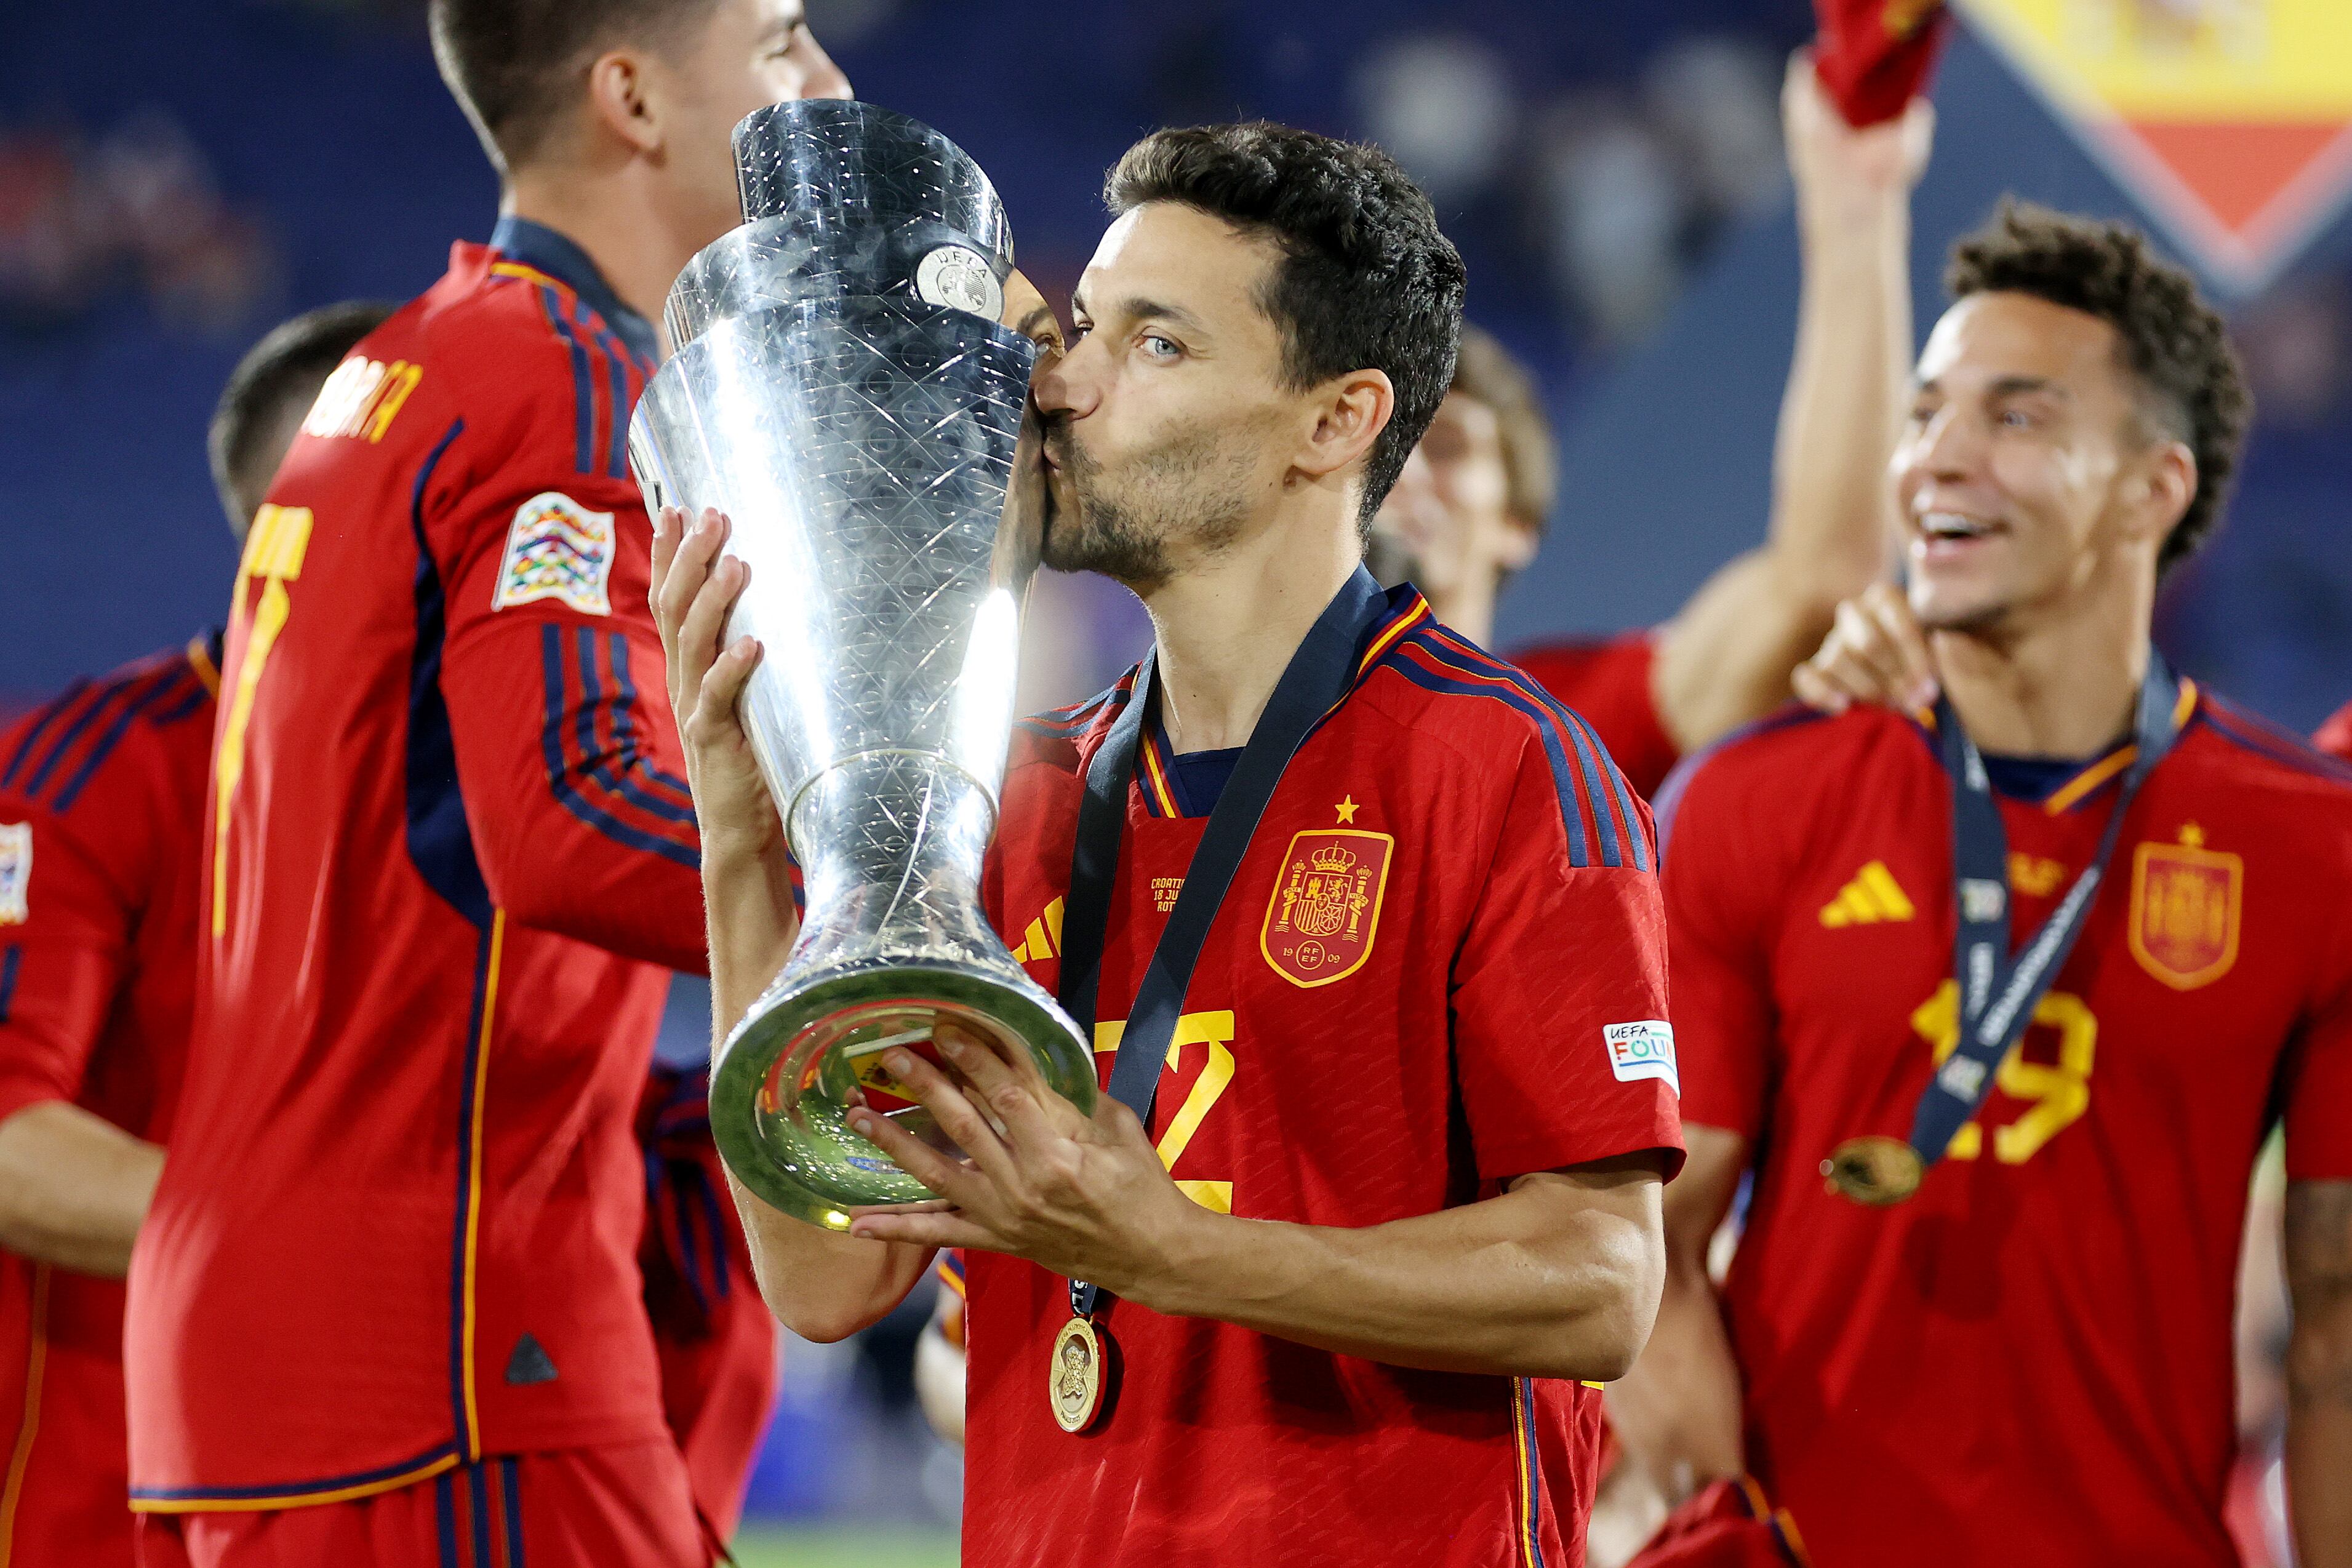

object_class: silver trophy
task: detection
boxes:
[629,101,1095,1230]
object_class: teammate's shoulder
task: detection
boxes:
[0,636,216,818]
[1651,704,1911,849]
[1508,628,1655,694]
[1007,670,1138,777]
[1356,609,1655,868]
[404,240,651,478]
[2186,689,2352,802]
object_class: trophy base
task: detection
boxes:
[710,964,1097,1231]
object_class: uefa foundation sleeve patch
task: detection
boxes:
[0,823,28,924]
[1604,1020,1678,1095]
[494,491,615,616]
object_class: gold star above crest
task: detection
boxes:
[1335,796,1359,825]
[2178,822,2206,847]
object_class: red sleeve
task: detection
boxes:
[0,727,153,1124]
[1513,636,1681,800]
[1654,748,1782,1142]
[2282,913,2352,1183]
[430,441,708,974]
[1451,732,1683,1183]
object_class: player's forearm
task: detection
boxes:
[2286,1179,2352,1567]
[1132,1162,1666,1381]
[1768,193,1909,602]
[1604,1249,1746,1505]
[703,842,799,1054]
[724,1168,934,1343]
[0,1100,163,1277]
[914,1323,969,1446]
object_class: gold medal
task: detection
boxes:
[1049,1314,1113,1433]
[1823,1136,1925,1206]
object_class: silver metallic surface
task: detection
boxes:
[628,101,1091,1228]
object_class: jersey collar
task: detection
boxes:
[487,215,660,368]
[1912,678,2199,815]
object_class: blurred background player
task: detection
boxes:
[0,300,389,1568]
[122,3,849,1565]
[1367,54,1926,798]
[1615,202,2352,1566]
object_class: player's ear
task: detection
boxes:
[2122,436,2196,548]
[1290,369,1395,487]
[585,49,664,157]
[1497,514,1540,572]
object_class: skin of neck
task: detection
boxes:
[1137,478,1368,755]
[503,155,702,336]
[1929,546,2158,759]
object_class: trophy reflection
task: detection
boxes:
[628,99,1095,1230]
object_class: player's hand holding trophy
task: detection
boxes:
[630,100,1095,1230]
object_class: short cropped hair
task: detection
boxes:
[1945,201,2251,578]
[429,0,713,174]
[209,301,396,539]
[1105,122,1467,534]
[1449,325,1557,534]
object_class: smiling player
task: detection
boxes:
[1612,203,2352,1567]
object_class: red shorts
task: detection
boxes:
[132,1441,707,1568]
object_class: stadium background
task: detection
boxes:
[2,1,2346,1562]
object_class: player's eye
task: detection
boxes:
[1140,334,1181,361]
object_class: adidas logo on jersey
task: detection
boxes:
[1010,896,1065,964]
[1820,861,1916,927]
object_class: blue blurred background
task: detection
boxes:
[6,0,2351,1551]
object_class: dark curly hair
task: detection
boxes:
[1945,201,2251,578]
[1105,122,1467,537]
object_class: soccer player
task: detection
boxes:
[1367,58,1924,797]
[1613,202,2352,1567]
[656,121,1686,1567]
[123,3,847,1564]
[0,300,391,1568]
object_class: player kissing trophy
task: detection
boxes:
[628,100,1095,1230]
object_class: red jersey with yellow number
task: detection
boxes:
[126,218,711,1510]
[0,636,217,1566]
[1511,633,1679,799]
[1657,691,2352,1568]
[960,591,1684,1568]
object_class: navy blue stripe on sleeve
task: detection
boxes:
[0,946,20,1024]
[601,633,696,808]
[537,625,699,868]
[535,284,598,475]
[570,629,697,826]
[50,670,197,813]
[2,679,94,791]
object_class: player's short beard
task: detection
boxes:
[1040,418,1256,591]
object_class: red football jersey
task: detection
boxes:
[638,1064,778,1540]
[960,592,1684,1568]
[127,219,711,1509]
[1658,692,2352,1567]
[1511,633,1680,799]
[0,636,216,1566]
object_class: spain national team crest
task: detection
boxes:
[1261,829,1393,988]
[2127,826,2241,990]
[494,491,615,616]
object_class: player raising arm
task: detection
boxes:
[1612,202,2352,1568]
[1371,56,1925,795]
[657,122,1683,1567]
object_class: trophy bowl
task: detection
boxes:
[628,99,1095,1230]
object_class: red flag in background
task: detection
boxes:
[1814,0,1951,125]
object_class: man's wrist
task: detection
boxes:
[1119,1201,1269,1321]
